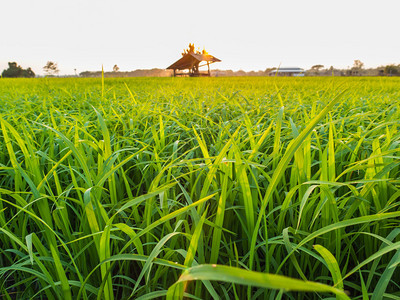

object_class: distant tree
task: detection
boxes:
[113,65,120,72]
[327,66,335,76]
[309,65,324,76]
[350,60,364,76]
[384,64,399,76]
[235,70,247,76]
[353,60,364,70]
[43,61,59,76]
[1,62,35,78]
[265,67,276,75]
[311,64,324,72]
[2,62,21,78]
[23,67,36,78]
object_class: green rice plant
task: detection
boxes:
[0,76,399,299]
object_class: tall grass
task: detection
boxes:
[0,77,399,299]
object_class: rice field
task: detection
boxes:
[0,76,399,299]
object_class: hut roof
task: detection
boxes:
[167,52,221,70]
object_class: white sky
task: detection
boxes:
[1,0,399,75]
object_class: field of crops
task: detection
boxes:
[0,76,399,299]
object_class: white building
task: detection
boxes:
[269,67,305,77]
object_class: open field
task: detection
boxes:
[0,77,399,299]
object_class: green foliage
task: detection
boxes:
[0,77,399,299]
[384,64,400,76]
[1,62,35,78]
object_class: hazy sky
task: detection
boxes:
[1,0,399,75]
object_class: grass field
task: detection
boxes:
[0,76,399,299]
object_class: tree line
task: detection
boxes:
[1,61,59,78]
[2,60,400,78]
[306,60,400,77]
[1,62,35,78]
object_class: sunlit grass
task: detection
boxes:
[0,76,399,299]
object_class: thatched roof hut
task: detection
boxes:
[167,47,221,77]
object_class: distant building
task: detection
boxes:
[269,67,305,77]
